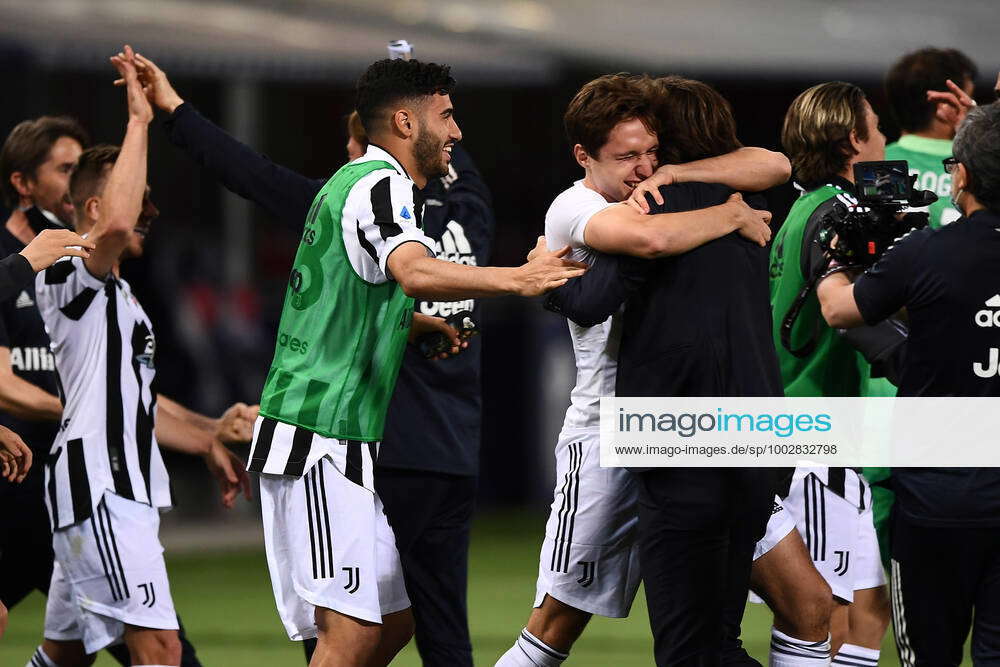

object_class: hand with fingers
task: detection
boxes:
[215,402,258,445]
[513,237,588,296]
[110,45,154,124]
[203,440,253,508]
[726,193,772,246]
[409,313,468,360]
[927,78,977,132]
[114,50,185,114]
[19,229,95,272]
[626,165,676,214]
[0,425,32,484]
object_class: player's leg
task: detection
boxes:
[832,587,888,667]
[376,468,475,666]
[312,607,383,665]
[750,507,834,666]
[259,434,411,664]
[497,431,640,666]
[122,626,181,666]
[30,640,94,667]
[107,616,202,666]
[890,511,978,665]
[833,498,890,666]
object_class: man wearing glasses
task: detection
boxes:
[818,101,1000,664]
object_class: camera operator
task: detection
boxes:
[818,101,1000,665]
[768,82,891,661]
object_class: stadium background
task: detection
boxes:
[0,1,995,663]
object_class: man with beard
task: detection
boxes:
[243,57,583,666]
[126,50,494,666]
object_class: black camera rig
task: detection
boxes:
[780,160,936,357]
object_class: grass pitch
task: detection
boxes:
[1,512,916,665]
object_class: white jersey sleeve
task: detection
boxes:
[342,171,437,284]
[34,256,107,355]
[544,181,615,253]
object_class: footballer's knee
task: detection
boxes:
[525,595,592,653]
[376,608,415,662]
[125,627,181,666]
[848,585,891,647]
[775,577,833,639]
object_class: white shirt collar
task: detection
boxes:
[363,144,411,181]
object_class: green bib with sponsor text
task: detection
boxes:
[259,160,414,441]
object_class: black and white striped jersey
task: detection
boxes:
[35,256,171,530]
[781,466,869,511]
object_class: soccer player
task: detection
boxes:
[495,73,790,667]
[128,51,494,666]
[0,116,249,667]
[246,57,583,666]
[28,46,251,667]
[768,82,892,663]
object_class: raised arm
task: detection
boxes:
[583,192,771,259]
[134,53,323,227]
[87,46,151,278]
[128,52,324,229]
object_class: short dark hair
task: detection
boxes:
[0,115,89,207]
[885,47,978,133]
[953,102,1000,214]
[69,144,120,218]
[355,59,456,136]
[782,82,869,186]
[563,73,659,158]
[347,110,368,146]
[653,76,742,164]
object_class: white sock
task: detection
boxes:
[769,628,832,666]
[27,646,58,667]
[495,628,568,666]
[832,643,879,666]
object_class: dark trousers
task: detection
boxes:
[891,510,1000,666]
[0,481,202,666]
[636,468,777,667]
[304,468,476,667]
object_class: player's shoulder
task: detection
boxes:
[548,181,604,210]
[546,181,608,225]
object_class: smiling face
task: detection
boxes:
[412,93,462,180]
[122,187,160,259]
[25,135,82,225]
[577,117,659,203]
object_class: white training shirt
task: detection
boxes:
[545,180,622,430]
[35,256,171,530]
